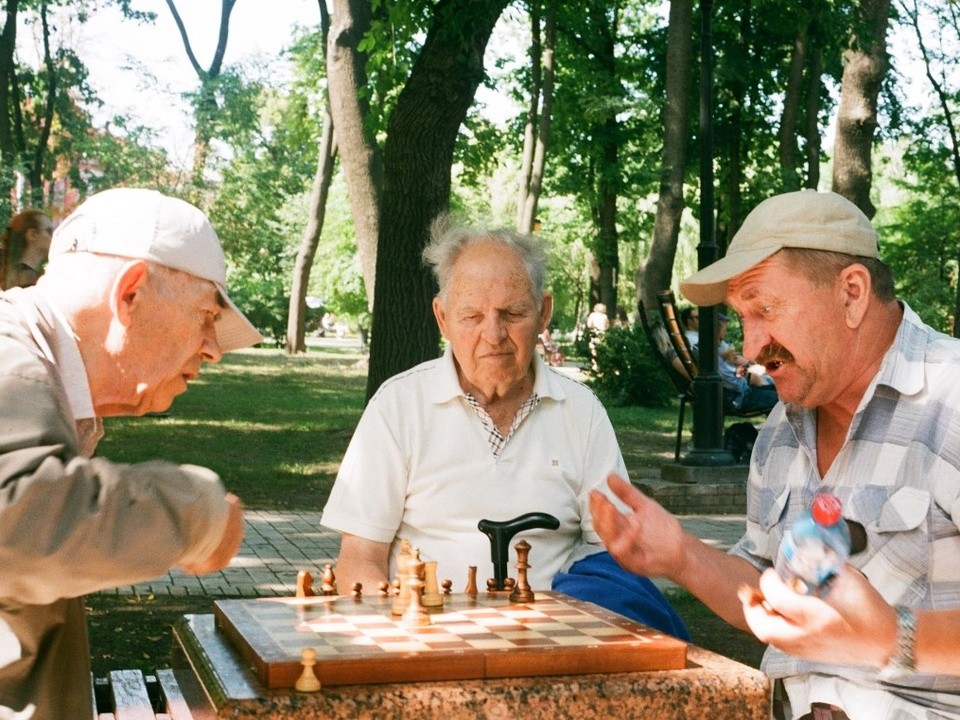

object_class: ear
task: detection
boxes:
[837,263,871,329]
[432,296,448,339]
[109,260,149,326]
[539,294,554,333]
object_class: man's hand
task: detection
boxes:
[589,473,688,580]
[738,566,897,668]
[179,492,245,575]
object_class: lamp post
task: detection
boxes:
[683,0,732,466]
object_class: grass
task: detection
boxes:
[86,343,766,676]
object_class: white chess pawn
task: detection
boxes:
[295,647,321,692]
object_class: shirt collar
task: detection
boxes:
[28,286,96,421]
[429,346,566,404]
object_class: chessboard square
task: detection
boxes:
[362,629,413,641]
[496,630,542,641]
[378,640,428,652]
[520,621,567,632]
[348,614,399,626]
[472,618,522,629]
[424,639,472,650]
[305,621,360,634]
[592,632,644,643]
[466,637,524,649]
[501,609,547,620]
[325,633,377,647]
[434,612,469,623]
[441,623,491,636]
[510,636,556,647]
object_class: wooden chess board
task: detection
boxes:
[213,590,687,689]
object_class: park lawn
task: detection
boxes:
[88,344,765,675]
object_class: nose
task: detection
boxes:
[480,314,507,344]
[202,324,223,363]
[740,320,768,361]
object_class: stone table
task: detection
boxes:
[171,613,770,719]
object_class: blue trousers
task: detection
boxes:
[551,551,690,640]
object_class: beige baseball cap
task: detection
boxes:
[680,189,879,306]
[50,188,263,352]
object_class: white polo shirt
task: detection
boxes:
[321,349,627,589]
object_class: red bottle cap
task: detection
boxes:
[811,493,843,526]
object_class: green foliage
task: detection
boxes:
[585,325,675,408]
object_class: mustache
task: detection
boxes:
[754,342,794,366]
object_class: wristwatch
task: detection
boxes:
[879,605,916,681]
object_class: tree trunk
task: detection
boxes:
[636,0,693,319]
[0,0,19,215]
[830,0,891,218]
[803,21,823,189]
[166,0,237,187]
[286,1,336,355]
[515,0,541,231]
[779,23,807,192]
[327,0,381,309]
[365,0,511,400]
[519,0,556,234]
[27,2,55,206]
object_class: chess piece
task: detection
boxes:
[377,580,391,598]
[351,582,363,600]
[296,570,314,598]
[509,539,535,603]
[295,647,321,692]
[486,578,498,592]
[464,565,478,596]
[504,577,516,590]
[401,562,430,627]
[392,546,421,616]
[321,563,337,596]
[441,579,453,595]
[422,560,443,608]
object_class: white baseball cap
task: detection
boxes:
[50,188,263,352]
[680,189,879,306]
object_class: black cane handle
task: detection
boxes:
[478,512,560,590]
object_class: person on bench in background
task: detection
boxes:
[0,189,262,720]
[321,217,689,640]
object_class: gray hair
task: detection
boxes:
[779,248,895,302]
[422,216,548,308]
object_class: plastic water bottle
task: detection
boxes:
[775,492,851,597]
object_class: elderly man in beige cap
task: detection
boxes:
[590,190,960,719]
[0,188,262,719]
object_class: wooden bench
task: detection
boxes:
[92,669,193,720]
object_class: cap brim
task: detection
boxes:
[679,244,782,306]
[216,286,264,352]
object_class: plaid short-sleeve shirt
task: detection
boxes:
[730,303,960,718]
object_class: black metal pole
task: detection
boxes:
[683,0,731,466]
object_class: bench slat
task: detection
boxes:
[108,670,156,720]
[155,669,194,720]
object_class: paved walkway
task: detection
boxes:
[99,511,746,597]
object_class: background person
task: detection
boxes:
[590,189,960,719]
[0,188,263,719]
[321,219,688,639]
[0,210,54,290]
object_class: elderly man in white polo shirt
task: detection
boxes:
[321,219,688,638]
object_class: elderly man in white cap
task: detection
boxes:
[0,188,262,719]
[590,190,960,719]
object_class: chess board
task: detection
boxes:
[213,591,687,689]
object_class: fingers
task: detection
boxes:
[180,493,245,575]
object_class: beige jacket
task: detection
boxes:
[0,288,230,719]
